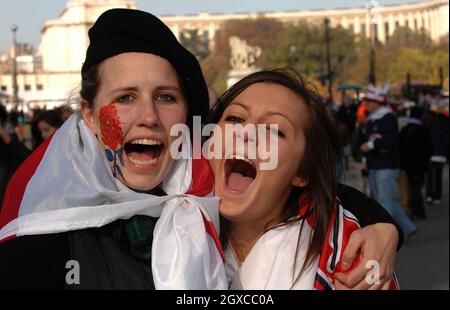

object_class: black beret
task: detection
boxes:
[82,9,209,121]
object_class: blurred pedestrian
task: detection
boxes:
[360,85,417,238]
[0,104,31,207]
[399,107,433,219]
[424,109,449,205]
[33,109,65,141]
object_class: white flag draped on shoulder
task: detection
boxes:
[0,113,227,290]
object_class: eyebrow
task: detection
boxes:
[230,101,295,128]
[109,86,138,95]
[109,85,182,95]
[154,85,183,93]
[265,111,295,128]
[229,101,250,111]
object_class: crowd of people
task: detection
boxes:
[0,105,72,203]
[334,86,449,240]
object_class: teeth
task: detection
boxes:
[128,156,157,166]
[129,139,162,146]
[232,155,254,166]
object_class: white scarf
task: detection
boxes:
[224,220,319,290]
[0,113,227,290]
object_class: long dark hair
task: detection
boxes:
[207,66,342,280]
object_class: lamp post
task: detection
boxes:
[11,24,19,108]
[367,0,377,85]
[324,18,333,104]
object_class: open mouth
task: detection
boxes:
[225,156,257,193]
[124,139,164,166]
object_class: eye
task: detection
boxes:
[225,115,244,123]
[156,93,176,103]
[116,94,135,104]
[268,126,285,138]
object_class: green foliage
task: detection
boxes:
[199,19,449,95]
[384,26,433,52]
[260,23,358,86]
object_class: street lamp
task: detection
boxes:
[11,24,19,108]
[324,18,333,104]
[367,0,377,85]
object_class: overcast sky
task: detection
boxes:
[0,0,419,51]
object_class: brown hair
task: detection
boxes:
[208,66,342,283]
[80,64,100,108]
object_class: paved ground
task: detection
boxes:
[341,159,449,290]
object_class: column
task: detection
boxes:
[409,12,415,30]
[378,14,385,43]
[354,15,361,35]
[389,13,395,36]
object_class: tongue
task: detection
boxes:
[128,150,154,161]
[227,172,254,192]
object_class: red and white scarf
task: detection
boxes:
[225,197,400,290]
[0,113,227,290]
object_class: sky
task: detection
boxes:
[0,0,419,51]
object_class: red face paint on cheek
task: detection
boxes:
[99,102,124,150]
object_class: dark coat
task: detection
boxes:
[0,135,31,206]
[364,113,401,170]
[399,122,433,175]
[0,185,403,290]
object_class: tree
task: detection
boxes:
[386,48,430,83]
[384,26,432,52]
[261,22,358,86]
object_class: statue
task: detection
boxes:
[227,36,262,88]
[229,36,262,71]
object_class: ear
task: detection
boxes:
[291,175,308,188]
[80,100,96,132]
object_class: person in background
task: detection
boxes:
[424,108,449,205]
[34,109,65,141]
[399,107,433,219]
[0,104,31,207]
[359,85,417,239]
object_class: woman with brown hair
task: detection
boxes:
[207,67,400,289]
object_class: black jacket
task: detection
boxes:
[0,185,403,290]
[399,122,433,174]
[0,135,31,206]
[426,113,449,159]
[364,112,401,170]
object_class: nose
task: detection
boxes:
[235,120,257,145]
[135,100,160,129]
[236,127,256,144]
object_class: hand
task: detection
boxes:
[360,143,370,153]
[334,223,399,290]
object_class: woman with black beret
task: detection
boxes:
[0,9,226,290]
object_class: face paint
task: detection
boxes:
[99,101,124,150]
[99,101,125,178]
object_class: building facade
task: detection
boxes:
[161,0,449,48]
[0,0,448,110]
[0,0,136,110]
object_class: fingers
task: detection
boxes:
[335,276,392,290]
[334,261,367,288]
[341,230,363,271]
